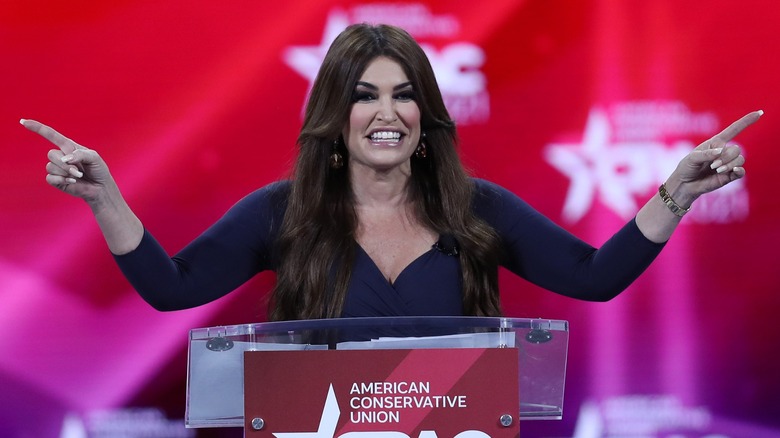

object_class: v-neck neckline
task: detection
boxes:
[355,242,437,287]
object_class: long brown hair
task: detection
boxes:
[270,23,501,320]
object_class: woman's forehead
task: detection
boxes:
[357,57,411,86]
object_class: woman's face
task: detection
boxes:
[342,56,422,175]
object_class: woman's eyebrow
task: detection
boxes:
[355,81,413,90]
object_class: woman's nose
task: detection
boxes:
[375,97,398,122]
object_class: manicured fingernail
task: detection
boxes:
[758,110,764,116]
[712,148,723,155]
[716,165,728,174]
[68,167,83,178]
[61,155,73,163]
[710,159,723,170]
[19,119,26,125]
[65,177,77,184]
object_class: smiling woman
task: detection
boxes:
[343,58,421,174]
[272,24,503,320]
[22,23,759,324]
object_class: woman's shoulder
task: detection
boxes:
[470,177,522,204]
[238,180,291,206]
[469,177,539,224]
[224,180,291,226]
[247,179,291,197]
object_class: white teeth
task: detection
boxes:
[370,131,401,141]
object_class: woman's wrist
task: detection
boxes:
[660,178,696,210]
[85,179,121,211]
[659,183,691,217]
[86,183,144,255]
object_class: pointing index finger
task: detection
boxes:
[714,110,764,143]
[20,119,80,154]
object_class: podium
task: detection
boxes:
[185,317,568,435]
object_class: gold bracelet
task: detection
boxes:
[658,183,690,217]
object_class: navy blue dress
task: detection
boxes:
[114,179,664,315]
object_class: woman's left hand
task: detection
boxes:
[665,110,763,206]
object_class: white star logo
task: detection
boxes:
[544,108,690,223]
[273,384,341,438]
[283,11,350,97]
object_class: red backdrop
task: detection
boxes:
[2,1,779,437]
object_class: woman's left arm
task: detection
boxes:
[636,110,763,243]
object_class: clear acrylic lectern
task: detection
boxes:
[185,316,568,428]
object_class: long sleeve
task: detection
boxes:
[112,181,290,310]
[473,179,665,301]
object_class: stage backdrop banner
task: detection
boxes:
[2,0,780,437]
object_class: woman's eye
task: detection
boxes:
[395,91,415,101]
[352,92,375,102]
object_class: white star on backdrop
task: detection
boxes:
[283,11,350,95]
[273,384,341,438]
[544,109,657,222]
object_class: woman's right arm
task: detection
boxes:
[22,119,144,255]
[23,119,284,310]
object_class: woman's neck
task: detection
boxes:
[349,164,412,210]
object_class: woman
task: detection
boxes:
[22,24,760,321]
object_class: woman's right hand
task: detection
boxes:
[21,119,116,204]
[22,119,144,254]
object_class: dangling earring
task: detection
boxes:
[330,138,344,169]
[414,132,428,159]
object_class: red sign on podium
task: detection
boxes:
[244,348,519,437]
